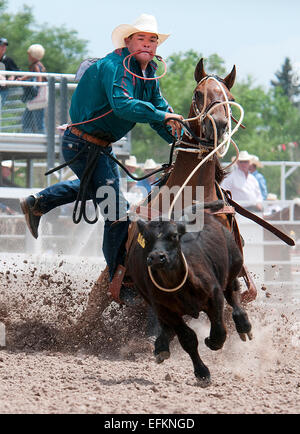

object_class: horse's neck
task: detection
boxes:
[166,151,218,202]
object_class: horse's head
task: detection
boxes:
[192,58,236,144]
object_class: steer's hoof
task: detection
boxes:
[155,351,170,364]
[195,375,211,388]
[239,332,253,342]
[204,337,223,351]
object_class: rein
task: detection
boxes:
[148,251,189,293]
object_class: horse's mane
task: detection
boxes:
[215,157,226,184]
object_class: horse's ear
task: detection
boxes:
[194,58,207,83]
[223,65,236,90]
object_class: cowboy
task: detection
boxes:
[221,150,263,212]
[136,158,159,197]
[20,13,183,304]
[124,155,138,191]
[0,37,19,106]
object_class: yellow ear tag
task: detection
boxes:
[137,233,146,249]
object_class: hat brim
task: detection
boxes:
[112,24,169,48]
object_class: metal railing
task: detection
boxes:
[0,70,131,187]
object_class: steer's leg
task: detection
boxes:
[224,278,252,341]
[154,322,175,364]
[204,285,227,351]
[173,317,211,387]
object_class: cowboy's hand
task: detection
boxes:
[165,113,184,139]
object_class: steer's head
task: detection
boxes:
[137,219,186,271]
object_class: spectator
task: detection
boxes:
[124,155,138,191]
[221,150,263,212]
[16,44,47,133]
[0,37,19,106]
[136,158,159,198]
[249,154,268,200]
[0,160,18,187]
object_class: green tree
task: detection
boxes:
[271,57,300,104]
[0,1,88,73]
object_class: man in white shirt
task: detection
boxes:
[221,150,263,212]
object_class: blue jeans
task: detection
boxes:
[37,129,130,279]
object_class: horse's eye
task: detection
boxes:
[195,91,204,106]
[169,233,178,241]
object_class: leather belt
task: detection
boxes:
[69,126,110,147]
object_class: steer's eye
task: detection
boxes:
[169,233,178,242]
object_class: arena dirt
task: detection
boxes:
[0,254,299,414]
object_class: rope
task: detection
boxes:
[148,251,189,292]
[123,51,167,80]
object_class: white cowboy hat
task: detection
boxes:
[125,155,138,168]
[250,154,263,168]
[111,14,170,49]
[144,158,158,170]
[237,150,252,161]
[267,193,277,201]
[27,44,45,61]
[1,160,13,168]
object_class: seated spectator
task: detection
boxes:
[0,160,18,187]
[249,155,268,200]
[221,150,263,212]
[135,158,159,198]
[124,155,138,191]
[16,44,47,133]
[0,37,19,106]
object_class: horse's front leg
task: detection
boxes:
[204,285,227,351]
[224,278,253,341]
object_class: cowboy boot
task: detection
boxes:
[20,195,43,239]
[109,264,143,306]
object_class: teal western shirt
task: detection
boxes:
[70,47,174,143]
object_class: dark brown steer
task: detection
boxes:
[126,201,252,387]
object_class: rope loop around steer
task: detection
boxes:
[147,251,189,293]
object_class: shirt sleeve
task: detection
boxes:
[221,172,233,191]
[253,177,263,203]
[103,62,168,124]
[148,81,176,143]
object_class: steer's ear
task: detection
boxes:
[137,219,147,234]
[177,222,186,238]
